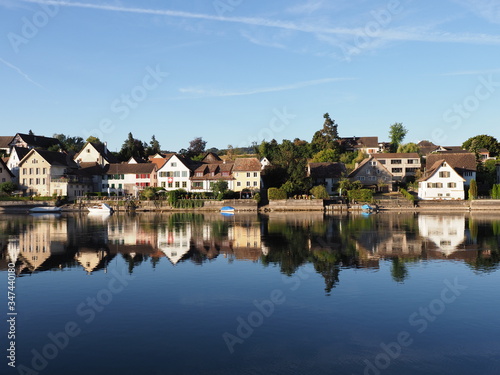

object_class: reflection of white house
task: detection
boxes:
[75,249,107,274]
[157,226,191,264]
[7,237,20,263]
[418,160,465,200]
[418,215,465,255]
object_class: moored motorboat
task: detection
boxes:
[220,206,235,214]
[88,203,114,214]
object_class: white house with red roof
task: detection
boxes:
[418,160,465,200]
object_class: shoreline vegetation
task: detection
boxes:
[2,196,500,213]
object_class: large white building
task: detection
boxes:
[418,160,465,200]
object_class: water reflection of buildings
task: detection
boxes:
[418,215,467,256]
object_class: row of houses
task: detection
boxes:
[0,132,498,200]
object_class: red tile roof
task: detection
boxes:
[233,158,261,172]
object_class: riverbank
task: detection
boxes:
[2,198,500,213]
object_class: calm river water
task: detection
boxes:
[1,212,500,375]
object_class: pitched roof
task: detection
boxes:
[106,163,156,174]
[356,136,379,148]
[20,149,78,168]
[372,152,420,159]
[0,136,13,149]
[78,162,106,176]
[0,158,14,177]
[13,133,62,149]
[308,162,346,179]
[418,140,439,156]
[90,142,120,163]
[12,146,30,160]
[348,156,392,178]
[233,158,261,172]
[419,159,465,182]
[201,152,223,163]
[426,153,476,172]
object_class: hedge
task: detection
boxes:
[347,189,373,202]
[268,187,287,200]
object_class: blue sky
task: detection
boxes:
[1,0,500,153]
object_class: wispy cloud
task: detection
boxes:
[16,0,500,46]
[178,78,354,98]
[286,0,326,14]
[0,57,45,89]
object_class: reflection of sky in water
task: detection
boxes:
[1,213,500,375]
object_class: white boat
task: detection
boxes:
[220,206,235,214]
[88,203,114,214]
[28,206,62,214]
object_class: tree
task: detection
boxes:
[211,180,228,199]
[188,137,207,157]
[119,132,146,161]
[310,185,329,199]
[468,179,478,200]
[388,123,408,152]
[312,148,340,163]
[52,134,85,153]
[0,182,17,194]
[397,142,420,154]
[462,134,500,156]
[86,136,102,144]
[146,135,161,156]
[310,113,340,154]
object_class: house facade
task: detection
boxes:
[425,153,476,186]
[9,133,62,151]
[74,142,119,167]
[0,158,14,183]
[308,162,346,193]
[6,147,30,183]
[106,162,157,196]
[18,149,92,198]
[157,154,193,191]
[349,156,394,191]
[371,153,421,182]
[232,158,261,192]
[418,160,465,200]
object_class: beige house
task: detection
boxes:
[18,149,92,197]
[371,153,421,182]
[74,142,119,167]
[232,158,261,192]
[348,156,393,191]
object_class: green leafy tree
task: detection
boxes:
[388,123,408,152]
[119,132,146,161]
[52,134,85,153]
[462,134,500,156]
[188,137,207,158]
[397,142,420,154]
[468,179,478,200]
[312,148,340,163]
[310,185,329,199]
[0,182,17,194]
[146,135,161,156]
[211,180,228,199]
[310,113,340,154]
[86,136,102,144]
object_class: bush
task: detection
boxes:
[0,182,17,194]
[268,187,287,200]
[310,185,329,199]
[399,188,415,202]
[254,192,261,203]
[347,189,373,203]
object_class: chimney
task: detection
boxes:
[104,142,108,154]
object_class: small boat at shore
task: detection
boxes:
[220,206,235,214]
[361,204,374,212]
[28,206,62,214]
[88,203,114,214]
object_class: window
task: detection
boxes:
[391,159,402,164]
[439,171,450,178]
[161,182,166,187]
[392,168,403,173]
[42,178,45,185]
[359,176,365,181]
[447,182,457,188]
[427,182,443,188]
[192,182,203,188]
[118,184,122,189]
[35,178,40,185]
[246,172,250,177]
[246,181,251,186]
[406,168,419,173]
[464,171,473,177]
[171,162,177,167]
[253,172,258,177]
[43,168,46,174]
[168,182,173,188]
[237,182,241,186]
[175,181,180,188]
[370,176,376,181]
[196,172,203,177]
[174,171,180,177]
[253,181,258,186]
[32,159,38,164]
[87,149,90,153]
[23,168,27,175]
[111,184,115,188]
[182,181,187,188]
[29,168,33,174]
[182,171,188,177]
[379,160,386,164]
[36,168,39,174]
[407,159,414,164]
